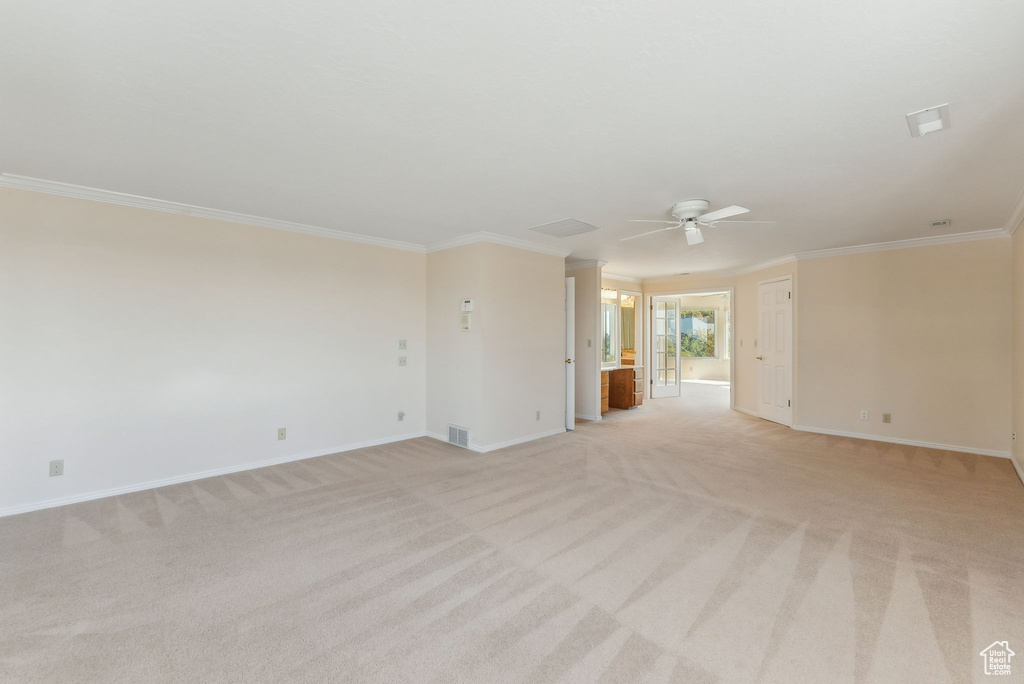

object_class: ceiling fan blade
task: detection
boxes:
[699,205,749,222]
[684,227,705,246]
[628,219,681,224]
[620,224,681,241]
[705,220,776,226]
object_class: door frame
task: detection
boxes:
[645,287,736,411]
[565,277,575,430]
[755,274,794,426]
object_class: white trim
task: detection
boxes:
[734,406,758,417]
[1005,186,1024,236]
[619,226,1011,284]
[1010,455,1024,487]
[0,174,574,259]
[792,228,1009,261]
[602,273,642,283]
[0,173,427,253]
[792,425,1012,459]
[426,427,567,453]
[728,255,798,277]
[574,413,601,421]
[565,259,608,272]
[426,231,571,258]
[0,432,428,519]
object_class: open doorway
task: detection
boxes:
[649,289,734,411]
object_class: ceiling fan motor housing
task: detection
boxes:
[671,199,711,220]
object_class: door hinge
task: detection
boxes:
[788,399,791,407]
[788,291,791,299]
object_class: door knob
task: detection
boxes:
[756,355,763,360]
[566,358,573,364]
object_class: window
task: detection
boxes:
[601,302,618,365]
[601,289,618,366]
[680,310,716,358]
[620,294,636,366]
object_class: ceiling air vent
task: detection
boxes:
[529,218,600,238]
[447,425,470,449]
[906,104,950,137]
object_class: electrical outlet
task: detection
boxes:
[49,459,64,477]
[882,413,891,424]
[398,339,407,350]
[535,410,541,421]
[398,356,407,367]
[397,411,405,422]
[277,427,287,440]
[860,410,868,421]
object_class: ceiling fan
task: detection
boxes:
[621,200,775,246]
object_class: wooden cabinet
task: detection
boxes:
[609,367,644,410]
[600,371,610,414]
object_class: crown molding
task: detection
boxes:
[726,254,798,277]
[792,228,1009,261]
[1004,186,1024,237]
[0,173,430,253]
[601,272,642,283]
[627,227,1008,284]
[564,259,607,272]
[426,231,571,257]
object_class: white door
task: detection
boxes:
[651,296,681,398]
[757,276,793,425]
[565,277,575,430]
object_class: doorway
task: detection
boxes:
[648,289,734,410]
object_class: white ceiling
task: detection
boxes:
[3,0,1024,277]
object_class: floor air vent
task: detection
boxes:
[447,425,470,449]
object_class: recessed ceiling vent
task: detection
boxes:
[529,218,600,238]
[930,219,951,228]
[906,103,950,137]
[447,425,470,449]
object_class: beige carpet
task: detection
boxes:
[2,387,1023,683]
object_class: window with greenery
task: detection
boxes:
[680,310,716,358]
[601,301,618,365]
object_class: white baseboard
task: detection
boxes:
[427,427,567,453]
[574,413,601,421]
[0,432,428,519]
[1010,454,1024,487]
[734,407,758,417]
[792,425,1012,459]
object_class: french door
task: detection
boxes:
[651,296,680,398]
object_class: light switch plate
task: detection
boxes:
[398,339,407,350]
[398,356,408,366]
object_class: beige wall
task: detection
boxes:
[427,243,566,448]
[798,239,1012,453]
[0,187,427,513]
[426,244,485,442]
[1013,224,1024,474]
[479,244,566,445]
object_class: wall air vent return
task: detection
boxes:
[529,218,601,238]
[447,425,470,449]
[930,219,951,228]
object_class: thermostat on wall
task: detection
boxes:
[461,299,473,312]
